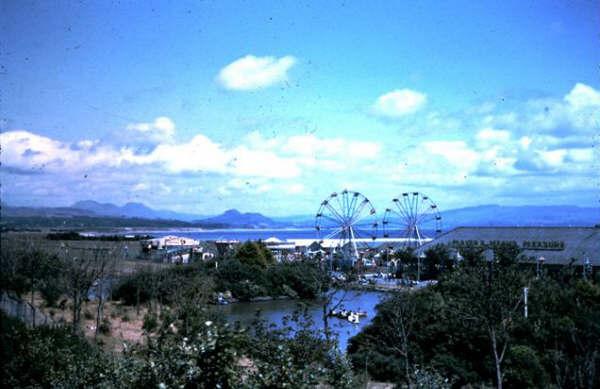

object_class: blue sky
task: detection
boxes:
[1,1,599,216]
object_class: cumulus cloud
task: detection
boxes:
[3,82,598,210]
[1,118,383,184]
[286,183,305,194]
[372,89,427,118]
[389,82,600,193]
[126,116,176,143]
[125,134,231,174]
[564,82,600,109]
[241,132,382,173]
[227,146,300,178]
[0,130,124,173]
[484,83,600,137]
[282,134,381,159]
[475,128,511,147]
[217,55,297,90]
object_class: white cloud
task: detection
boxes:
[475,128,511,147]
[126,134,230,173]
[372,89,427,118]
[2,120,384,182]
[423,141,479,170]
[282,134,381,160]
[4,82,598,210]
[126,116,176,142]
[564,82,600,109]
[217,55,297,90]
[286,183,305,194]
[228,146,300,178]
[0,130,123,173]
[484,82,600,136]
[132,182,149,192]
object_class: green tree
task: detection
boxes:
[423,245,451,279]
[443,249,529,389]
[234,241,274,268]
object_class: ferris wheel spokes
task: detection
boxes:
[315,190,378,262]
[383,191,442,249]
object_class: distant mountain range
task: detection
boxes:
[440,205,600,229]
[70,200,205,222]
[198,209,282,229]
[1,200,599,230]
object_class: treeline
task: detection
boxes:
[114,241,329,304]
[0,240,357,387]
[0,240,330,333]
[0,215,229,230]
[348,244,600,388]
[46,231,152,241]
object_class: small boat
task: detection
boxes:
[356,310,367,317]
[347,313,360,324]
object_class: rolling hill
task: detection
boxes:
[2,201,598,230]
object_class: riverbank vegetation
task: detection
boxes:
[112,241,329,304]
[1,237,355,387]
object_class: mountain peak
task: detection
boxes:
[199,209,278,228]
[70,199,205,221]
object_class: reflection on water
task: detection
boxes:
[217,290,387,351]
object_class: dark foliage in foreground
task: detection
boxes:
[0,301,355,388]
[348,246,600,388]
[0,312,114,388]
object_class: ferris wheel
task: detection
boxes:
[382,192,442,248]
[315,190,378,262]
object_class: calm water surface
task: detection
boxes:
[217,290,387,351]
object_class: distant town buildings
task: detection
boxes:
[415,226,600,266]
[139,225,599,268]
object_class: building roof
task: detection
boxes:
[415,226,600,265]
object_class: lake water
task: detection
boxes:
[122,228,327,241]
[115,227,411,242]
[217,289,387,352]
[108,228,393,350]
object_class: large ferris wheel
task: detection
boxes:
[382,191,442,249]
[315,190,378,262]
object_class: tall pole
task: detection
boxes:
[484,249,494,287]
[583,257,591,280]
[523,287,529,318]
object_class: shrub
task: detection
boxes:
[142,312,158,333]
[98,319,111,335]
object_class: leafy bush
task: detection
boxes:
[348,247,600,388]
[142,312,158,333]
[0,311,115,388]
[234,241,274,268]
[98,318,111,335]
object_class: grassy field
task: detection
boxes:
[1,231,170,275]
